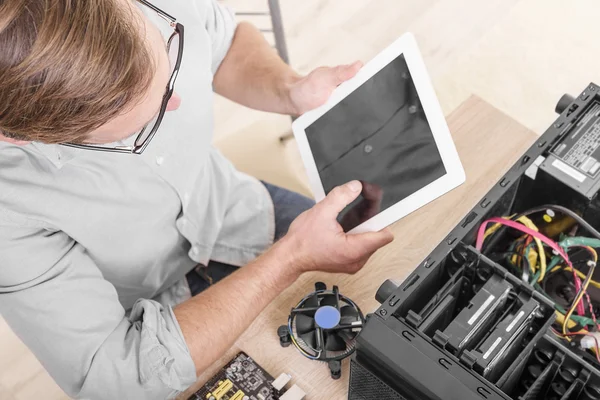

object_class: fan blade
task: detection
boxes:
[296,313,316,335]
[304,294,319,308]
[339,305,360,325]
[319,294,338,308]
[337,329,358,342]
[324,332,347,352]
[300,331,317,349]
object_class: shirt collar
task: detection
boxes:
[29,142,79,169]
[29,134,136,169]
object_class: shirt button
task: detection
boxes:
[183,193,190,204]
[155,156,164,165]
[191,246,199,255]
[409,105,418,114]
[364,144,373,154]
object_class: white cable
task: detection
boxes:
[581,332,600,349]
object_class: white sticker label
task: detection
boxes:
[552,159,586,183]
[506,311,525,333]
[525,156,545,180]
[468,295,496,326]
[483,337,503,360]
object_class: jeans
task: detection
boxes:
[186,181,315,296]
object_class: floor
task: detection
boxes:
[214,0,600,140]
[2,1,600,398]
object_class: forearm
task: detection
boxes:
[174,238,300,375]
[213,22,300,115]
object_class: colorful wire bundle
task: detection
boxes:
[477,207,600,363]
[477,217,570,261]
[551,328,600,363]
[562,260,596,334]
[483,215,547,282]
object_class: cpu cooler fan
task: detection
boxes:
[277,282,364,379]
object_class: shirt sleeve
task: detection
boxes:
[201,0,237,74]
[0,215,197,400]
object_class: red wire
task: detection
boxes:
[585,292,600,330]
[574,273,585,316]
[552,328,600,363]
[477,218,568,259]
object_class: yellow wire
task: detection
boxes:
[562,272,593,335]
[554,310,578,330]
[519,216,547,281]
[549,247,600,289]
[551,326,600,359]
[554,267,600,288]
[483,215,547,282]
[584,246,598,263]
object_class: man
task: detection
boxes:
[0,0,393,399]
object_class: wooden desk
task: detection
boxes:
[181,97,538,399]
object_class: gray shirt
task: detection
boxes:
[0,1,274,398]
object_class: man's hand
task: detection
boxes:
[176,180,392,376]
[287,61,363,116]
[281,180,393,275]
[214,22,363,116]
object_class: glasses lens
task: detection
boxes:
[168,33,179,76]
[133,27,179,151]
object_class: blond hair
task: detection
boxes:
[0,0,155,143]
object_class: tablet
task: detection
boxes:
[292,32,465,234]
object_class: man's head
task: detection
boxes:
[0,0,180,146]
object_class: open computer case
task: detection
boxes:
[349,83,600,400]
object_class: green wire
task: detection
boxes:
[534,283,597,327]
[536,237,599,274]
[559,237,600,248]
[555,304,596,327]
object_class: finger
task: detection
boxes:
[345,61,363,76]
[350,60,364,71]
[347,229,394,255]
[319,180,362,215]
[331,61,363,86]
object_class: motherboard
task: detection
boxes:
[189,352,278,400]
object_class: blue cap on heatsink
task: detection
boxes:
[314,306,341,329]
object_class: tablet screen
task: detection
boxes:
[305,54,447,231]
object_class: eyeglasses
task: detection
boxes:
[62,0,184,155]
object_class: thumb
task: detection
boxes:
[329,61,363,86]
[319,180,362,215]
[347,228,394,255]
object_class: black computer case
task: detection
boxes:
[350,84,600,400]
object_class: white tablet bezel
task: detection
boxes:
[292,32,465,234]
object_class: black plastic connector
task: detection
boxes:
[277,325,291,348]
